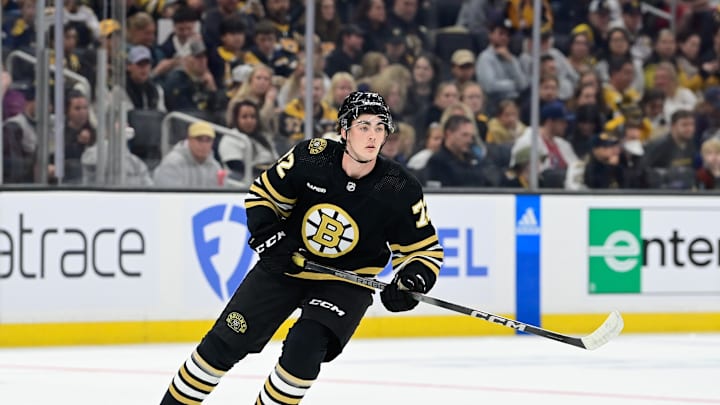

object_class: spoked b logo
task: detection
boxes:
[192,204,256,300]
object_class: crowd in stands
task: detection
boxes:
[4,0,720,191]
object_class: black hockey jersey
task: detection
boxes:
[244,138,444,283]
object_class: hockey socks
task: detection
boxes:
[256,362,315,405]
[161,350,227,404]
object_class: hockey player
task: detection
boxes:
[159,91,444,404]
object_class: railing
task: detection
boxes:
[160,111,254,187]
[6,50,93,99]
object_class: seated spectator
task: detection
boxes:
[643,29,679,89]
[415,81,459,138]
[127,13,166,78]
[486,99,526,145]
[3,0,36,51]
[325,24,365,78]
[208,16,247,92]
[475,16,528,114]
[153,121,223,188]
[426,115,497,187]
[520,74,559,124]
[617,0,652,62]
[696,86,720,143]
[163,39,225,121]
[407,122,443,172]
[603,56,641,117]
[159,5,201,60]
[354,0,392,53]
[459,81,488,141]
[566,32,595,80]
[640,89,668,141]
[604,103,653,143]
[219,100,279,187]
[2,86,37,183]
[449,49,476,90]
[595,27,645,97]
[124,45,167,112]
[226,64,277,130]
[81,126,153,186]
[619,121,648,189]
[676,31,704,95]
[61,90,96,184]
[696,137,720,190]
[500,146,547,189]
[405,53,440,119]
[202,0,255,50]
[380,122,414,166]
[387,0,428,55]
[64,0,99,47]
[356,51,389,86]
[653,62,698,123]
[384,31,415,68]
[315,0,342,52]
[643,109,697,189]
[583,132,624,189]
[371,71,408,124]
[277,71,337,149]
[323,72,357,110]
[511,101,577,180]
[519,27,577,101]
[568,104,604,160]
[244,19,298,78]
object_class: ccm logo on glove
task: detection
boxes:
[252,230,286,253]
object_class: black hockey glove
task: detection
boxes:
[380,262,437,312]
[248,223,303,274]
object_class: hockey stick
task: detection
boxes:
[292,254,624,350]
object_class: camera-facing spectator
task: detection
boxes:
[153,121,223,188]
[244,19,298,78]
[652,62,698,123]
[696,137,720,190]
[643,109,697,189]
[486,99,525,145]
[202,0,255,50]
[159,5,201,60]
[3,0,36,51]
[450,49,476,89]
[277,71,336,149]
[354,0,392,53]
[325,24,365,78]
[60,90,95,184]
[208,16,247,91]
[583,132,624,189]
[125,45,167,112]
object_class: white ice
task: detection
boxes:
[1,333,719,404]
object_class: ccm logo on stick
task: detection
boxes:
[470,310,527,331]
[308,299,346,317]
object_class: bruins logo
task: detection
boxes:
[302,204,359,257]
[226,312,247,334]
[308,138,327,155]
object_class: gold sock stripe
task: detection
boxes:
[168,383,202,405]
[179,364,215,394]
[191,350,226,378]
[263,379,303,404]
[275,363,314,388]
[268,367,311,397]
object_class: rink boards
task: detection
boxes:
[1,190,719,346]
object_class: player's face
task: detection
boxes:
[344,113,388,161]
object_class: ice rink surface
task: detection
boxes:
[1,333,719,404]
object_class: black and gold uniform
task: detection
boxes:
[160,92,443,405]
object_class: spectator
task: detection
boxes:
[2,86,36,183]
[244,19,298,78]
[696,86,720,143]
[323,72,356,110]
[277,71,337,147]
[380,122,414,165]
[653,62,698,123]
[371,71,408,124]
[426,115,497,187]
[315,0,342,50]
[583,132,624,189]
[619,120,649,189]
[459,81,489,141]
[520,73,559,124]
[202,0,255,50]
[164,39,224,121]
[456,0,505,38]
[226,64,277,130]
[604,103,653,144]
[699,25,720,87]
[475,16,528,113]
[325,24,365,78]
[573,0,612,55]
[127,13,168,81]
[387,0,428,55]
[566,32,595,77]
[603,56,641,117]
[676,31,704,95]
[449,49,476,89]
[81,126,153,186]
[64,0,100,47]
[519,27,577,101]
[125,45,167,112]
[354,0,391,53]
[643,29,680,88]
[500,145,547,189]
[383,31,415,68]
[511,101,577,174]
[407,122,443,172]
[159,5,201,60]
[643,109,697,189]
[616,0,651,61]
[696,137,720,189]
[406,52,440,118]
[153,121,223,188]
[641,89,668,141]
[62,90,95,184]
[568,104,604,160]
[595,27,645,96]
[3,0,36,51]
[208,16,247,91]
[677,0,719,57]
[415,81,459,138]
[487,99,526,145]
[357,51,389,86]
[219,100,279,186]
[264,0,300,48]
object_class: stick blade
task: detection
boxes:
[580,311,624,350]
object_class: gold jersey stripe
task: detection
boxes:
[389,234,439,253]
[264,379,302,404]
[191,350,226,377]
[391,250,444,267]
[276,364,314,388]
[261,172,297,204]
[169,384,202,405]
[179,365,215,393]
[404,257,441,275]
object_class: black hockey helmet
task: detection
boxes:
[337,91,396,134]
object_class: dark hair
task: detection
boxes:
[172,5,199,23]
[254,19,278,37]
[670,109,694,124]
[231,100,259,132]
[641,88,666,106]
[443,114,472,133]
[540,54,554,64]
[608,55,632,76]
[65,89,86,110]
[220,16,246,36]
